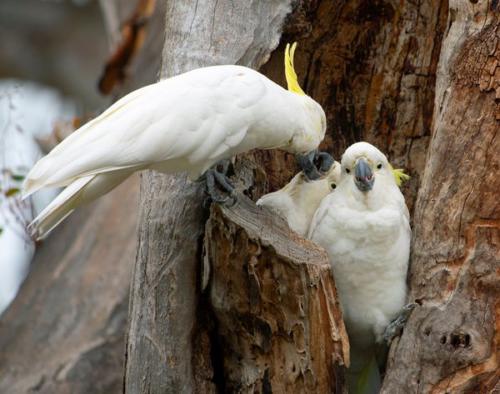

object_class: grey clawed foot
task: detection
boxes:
[297,150,335,181]
[383,302,417,344]
[204,160,237,206]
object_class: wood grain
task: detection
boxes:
[205,194,348,392]
[381,3,499,393]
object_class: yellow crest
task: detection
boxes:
[389,163,410,187]
[284,42,306,95]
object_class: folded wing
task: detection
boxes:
[23,66,270,196]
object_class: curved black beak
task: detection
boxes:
[297,150,335,181]
[354,157,374,192]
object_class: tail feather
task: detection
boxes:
[347,347,382,394]
[22,156,54,198]
[28,175,94,240]
[28,169,131,240]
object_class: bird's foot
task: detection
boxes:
[383,303,417,344]
[297,150,335,181]
[203,159,237,206]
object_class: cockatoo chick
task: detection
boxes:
[256,159,340,236]
[22,43,331,240]
[308,142,411,393]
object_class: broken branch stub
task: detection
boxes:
[204,195,349,393]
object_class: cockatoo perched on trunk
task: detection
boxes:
[256,160,341,236]
[23,43,333,240]
[308,142,411,394]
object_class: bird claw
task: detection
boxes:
[204,160,237,206]
[383,303,417,344]
[297,150,335,181]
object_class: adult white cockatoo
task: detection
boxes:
[256,160,341,236]
[23,43,331,240]
[308,142,411,394]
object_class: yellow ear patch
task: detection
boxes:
[389,164,410,187]
[284,42,306,96]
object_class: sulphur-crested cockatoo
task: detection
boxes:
[23,43,330,240]
[308,142,411,394]
[256,160,340,236]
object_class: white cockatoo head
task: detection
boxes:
[340,142,403,198]
[257,160,340,236]
[283,43,327,154]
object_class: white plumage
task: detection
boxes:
[256,161,341,236]
[24,59,326,239]
[308,142,410,393]
[0,80,74,315]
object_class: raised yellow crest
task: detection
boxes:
[389,164,410,187]
[284,42,306,95]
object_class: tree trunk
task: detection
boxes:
[256,0,449,209]
[123,2,301,393]
[381,3,499,393]
[205,194,348,392]
[0,176,139,394]
[123,0,461,392]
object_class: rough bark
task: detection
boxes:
[205,195,349,392]
[123,2,296,393]
[0,176,139,394]
[257,0,449,213]
[381,3,499,393]
[123,0,456,392]
[98,0,166,95]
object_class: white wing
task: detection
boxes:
[307,192,334,239]
[24,66,275,196]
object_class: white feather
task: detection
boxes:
[24,66,325,196]
[257,162,341,236]
[309,142,410,391]
[23,65,327,237]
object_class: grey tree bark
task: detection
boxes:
[205,194,348,392]
[122,2,313,393]
[0,176,140,394]
[381,2,499,393]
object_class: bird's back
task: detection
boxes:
[24,65,297,196]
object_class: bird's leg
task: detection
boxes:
[203,159,236,205]
[297,150,335,181]
[383,303,417,344]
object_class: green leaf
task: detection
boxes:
[0,227,3,236]
[11,174,25,182]
[5,188,20,197]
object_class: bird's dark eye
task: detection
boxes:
[345,168,350,173]
[331,183,337,190]
[377,163,382,169]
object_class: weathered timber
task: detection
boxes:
[381,3,499,393]
[205,194,349,393]
[123,1,296,393]
[257,0,449,214]
[0,175,140,394]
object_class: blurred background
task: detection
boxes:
[0,0,110,315]
[0,2,149,392]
